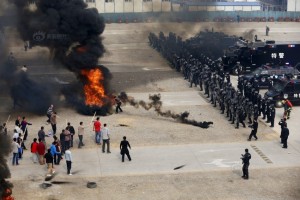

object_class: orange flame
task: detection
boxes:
[81,68,106,106]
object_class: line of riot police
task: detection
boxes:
[148,31,277,129]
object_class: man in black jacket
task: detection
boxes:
[66,122,75,148]
[241,149,251,179]
[278,118,287,144]
[281,125,289,149]
[120,136,131,162]
[248,119,258,141]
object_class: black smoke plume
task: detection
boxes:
[0,128,13,198]
[0,26,52,114]
[118,92,213,129]
[11,0,110,114]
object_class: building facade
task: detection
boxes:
[85,0,262,13]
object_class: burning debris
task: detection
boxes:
[0,130,14,200]
[118,92,213,129]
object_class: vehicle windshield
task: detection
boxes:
[272,80,286,92]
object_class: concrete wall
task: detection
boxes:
[124,1,134,13]
[287,0,300,12]
[88,0,262,13]
[95,0,104,13]
[134,0,143,13]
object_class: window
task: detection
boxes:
[86,0,95,2]
[105,0,114,2]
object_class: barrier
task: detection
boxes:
[99,11,300,24]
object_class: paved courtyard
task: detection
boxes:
[1,22,300,199]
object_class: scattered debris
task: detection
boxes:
[174,165,186,170]
[87,182,97,189]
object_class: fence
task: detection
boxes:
[101,11,300,23]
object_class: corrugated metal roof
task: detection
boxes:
[171,0,261,6]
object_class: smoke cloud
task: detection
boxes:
[0,129,13,198]
[8,0,110,115]
[118,92,213,129]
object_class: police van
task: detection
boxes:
[223,39,300,74]
[264,78,300,107]
[242,64,300,88]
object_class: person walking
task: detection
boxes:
[281,124,289,149]
[102,124,111,153]
[30,138,38,163]
[37,138,46,165]
[50,142,61,165]
[65,147,73,175]
[44,149,54,176]
[46,104,54,123]
[248,119,258,141]
[115,97,123,113]
[266,26,270,36]
[93,117,101,145]
[63,129,71,150]
[77,122,85,148]
[50,112,57,135]
[20,116,32,141]
[241,148,251,180]
[60,129,66,154]
[38,126,46,144]
[12,138,20,165]
[282,99,293,119]
[120,136,131,162]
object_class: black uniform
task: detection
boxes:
[278,119,287,144]
[248,120,258,141]
[270,105,276,127]
[241,150,251,179]
[120,138,131,162]
[281,127,289,148]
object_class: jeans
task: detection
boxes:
[66,161,72,174]
[95,131,101,144]
[242,163,249,178]
[32,153,38,163]
[51,123,57,135]
[12,153,19,165]
[64,141,70,150]
[78,135,84,148]
[102,139,110,152]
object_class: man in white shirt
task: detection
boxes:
[12,138,20,165]
[77,122,85,148]
[102,124,111,153]
[65,147,72,175]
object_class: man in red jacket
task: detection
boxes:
[37,138,46,165]
[31,138,38,163]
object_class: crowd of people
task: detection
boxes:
[149,31,290,147]
[6,103,133,177]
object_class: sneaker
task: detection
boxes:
[69,173,73,176]
[52,170,55,174]
[107,151,111,153]
[102,151,105,153]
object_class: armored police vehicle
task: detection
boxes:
[264,78,300,107]
[223,39,300,75]
[242,64,300,88]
